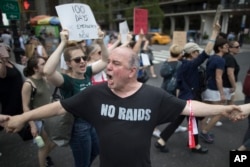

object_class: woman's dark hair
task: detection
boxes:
[23,56,45,77]
[213,38,228,53]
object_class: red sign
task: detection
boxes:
[133,8,148,34]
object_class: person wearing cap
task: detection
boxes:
[154,43,185,152]
[200,37,229,144]
[154,22,221,153]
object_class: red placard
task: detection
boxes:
[133,8,148,34]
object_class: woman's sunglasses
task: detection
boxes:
[71,56,87,63]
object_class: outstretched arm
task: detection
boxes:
[181,100,242,119]
[6,101,66,133]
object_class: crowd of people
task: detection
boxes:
[0,21,250,167]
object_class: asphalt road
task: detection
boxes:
[0,44,250,167]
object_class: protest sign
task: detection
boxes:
[172,31,187,48]
[133,8,148,34]
[119,21,129,44]
[55,3,98,41]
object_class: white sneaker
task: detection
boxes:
[175,126,187,133]
[153,129,161,138]
[215,121,223,127]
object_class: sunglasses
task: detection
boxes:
[231,45,240,48]
[71,56,87,63]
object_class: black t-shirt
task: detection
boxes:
[222,53,240,88]
[61,83,186,167]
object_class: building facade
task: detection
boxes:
[22,0,250,39]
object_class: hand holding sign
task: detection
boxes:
[56,3,99,41]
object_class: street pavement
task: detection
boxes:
[1,44,250,167]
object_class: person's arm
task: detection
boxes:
[43,30,68,87]
[181,100,242,118]
[119,32,133,48]
[133,29,144,54]
[204,21,220,55]
[215,68,225,101]
[91,29,109,75]
[6,101,66,133]
[227,67,236,93]
[108,33,121,51]
[142,39,149,51]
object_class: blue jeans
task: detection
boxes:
[70,118,99,167]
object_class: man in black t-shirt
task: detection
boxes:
[5,46,248,167]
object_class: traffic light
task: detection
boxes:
[22,0,35,11]
[23,0,30,10]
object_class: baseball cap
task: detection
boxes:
[184,42,203,54]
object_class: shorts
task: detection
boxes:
[223,87,235,100]
[201,88,221,101]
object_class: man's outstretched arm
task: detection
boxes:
[6,101,66,133]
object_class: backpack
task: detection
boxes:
[243,68,250,96]
[191,65,207,101]
[197,65,207,92]
[164,61,182,94]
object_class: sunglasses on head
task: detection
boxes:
[71,56,87,63]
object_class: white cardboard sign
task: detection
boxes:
[119,21,129,44]
[55,3,98,41]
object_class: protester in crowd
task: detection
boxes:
[0,43,24,157]
[222,40,240,105]
[43,28,108,167]
[22,56,56,167]
[5,46,250,167]
[1,29,12,48]
[154,43,185,152]
[200,38,229,143]
[237,30,244,47]
[86,43,107,85]
[141,35,157,78]
[154,22,220,154]
[27,37,48,60]
[232,67,250,151]
[60,40,86,74]
[0,43,24,117]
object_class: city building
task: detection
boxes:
[2,0,250,41]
